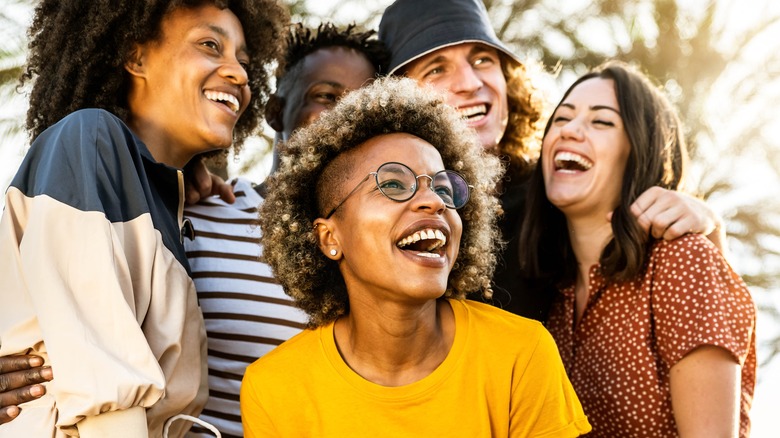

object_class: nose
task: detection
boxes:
[410,175,446,214]
[449,63,483,95]
[220,56,249,87]
[560,118,584,141]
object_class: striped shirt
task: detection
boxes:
[184,178,307,438]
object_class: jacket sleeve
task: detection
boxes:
[0,110,166,437]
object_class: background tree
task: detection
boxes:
[0,0,32,191]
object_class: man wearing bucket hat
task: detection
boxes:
[379,0,727,321]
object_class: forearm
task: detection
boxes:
[670,345,740,437]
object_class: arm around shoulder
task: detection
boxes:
[630,187,729,257]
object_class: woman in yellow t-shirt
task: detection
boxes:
[240,77,591,437]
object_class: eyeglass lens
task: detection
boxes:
[375,162,469,209]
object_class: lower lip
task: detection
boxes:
[398,247,449,268]
[206,98,239,118]
[464,112,489,128]
[555,168,587,175]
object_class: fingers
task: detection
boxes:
[184,158,236,204]
[631,187,717,241]
[0,364,52,394]
[214,177,236,204]
[0,355,43,374]
[0,405,21,424]
[0,356,52,424]
[184,159,213,205]
[0,383,48,424]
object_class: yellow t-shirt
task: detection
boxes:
[241,299,590,437]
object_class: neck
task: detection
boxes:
[566,214,613,285]
[125,114,192,168]
[333,298,454,387]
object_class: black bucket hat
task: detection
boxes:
[379,0,523,75]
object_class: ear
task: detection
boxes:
[124,44,146,77]
[313,218,342,260]
[265,94,285,132]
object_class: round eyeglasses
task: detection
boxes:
[324,162,472,219]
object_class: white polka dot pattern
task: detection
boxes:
[547,234,756,437]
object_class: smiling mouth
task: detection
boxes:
[396,228,447,258]
[457,104,488,122]
[205,90,240,113]
[554,151,593,172]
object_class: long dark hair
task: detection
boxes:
[519,61,688,286]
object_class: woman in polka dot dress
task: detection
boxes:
[520,61,756,437]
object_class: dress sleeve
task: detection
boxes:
[509,325,592,437]
[650,235,756,367]
[0,110,165,437]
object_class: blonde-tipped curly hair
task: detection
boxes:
[260,77,503,327]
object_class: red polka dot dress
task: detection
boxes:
[547,234,756,437]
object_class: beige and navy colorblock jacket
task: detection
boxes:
[0,109,207,438]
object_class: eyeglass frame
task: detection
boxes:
[323,161,472,219]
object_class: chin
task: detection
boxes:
[208,133,235,150]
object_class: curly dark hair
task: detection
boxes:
[21,0,289,148]
[520,60,688,286]
[260,77,503,327]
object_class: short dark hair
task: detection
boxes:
[520,61,688,285]
[276,22,389,94]
[22,0,288,148]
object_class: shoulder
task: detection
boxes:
[245,328,319,378]
[29,108,136,162]
[647,234,750,290]
[12,109,146,215]
[650,234,721,266]
[456,299,548,349]
[40,109,130,144]
[59,108,125,126]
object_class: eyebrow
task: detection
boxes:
[410,44,497,74]
[411,55,448,74]
[310,81,345,89]
[559,102,621,115]
[201,24,249,55]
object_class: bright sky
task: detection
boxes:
[1,1,779,435]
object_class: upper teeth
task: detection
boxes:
[457,104,486,119]
[205,90,239,113]
[554,151,593,170]
[396,228,447,251]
